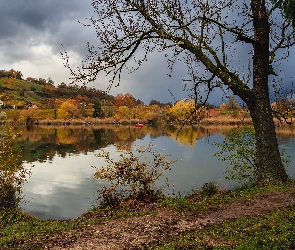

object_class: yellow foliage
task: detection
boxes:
[114,106,130,120]
[5,110,21,120]
[57,99,81,120]
[168,99,195,121]
[37,109,55,120]
[219,103,228,111]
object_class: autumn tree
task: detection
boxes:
[57,82,67,89]
[47,77,55,86]
[114,93,136,109]
[149,99,161,106]
[20,107,40,123]
[219,96,242,114]
[26,77,39,84]
[140,104,162,122]
[228,96,241,111]
[55,99,63,109]
[57,99,80,120]
[37,78,47,85]
[93,102,104,118]
[168,99,196,122]
[114,106,130,120]
[64,0,295,184]
[8,69,22,79]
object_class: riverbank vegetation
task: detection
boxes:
[1,182,295,249]
[0,125,31,210]
[2,72,295,130]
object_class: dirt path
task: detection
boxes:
[47,188,295,249]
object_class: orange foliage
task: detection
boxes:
[57,98,81,120]
[114,93,136,109]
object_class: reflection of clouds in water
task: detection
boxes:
[22,177,103,220]
[182,150,194,162]
[22,152,108,219]
[93,144,132,163]
[23,153,98,196]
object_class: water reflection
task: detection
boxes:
[14,124,232,164]
[15,124,295,220]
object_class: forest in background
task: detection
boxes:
[0,69,293,125]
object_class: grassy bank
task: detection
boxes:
[1,183,294,249]
[150,204,295,249]
[0,206,153,249]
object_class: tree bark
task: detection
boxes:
[248,97,289,184]
[249,0,289,184]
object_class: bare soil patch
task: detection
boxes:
[47,188,295,249]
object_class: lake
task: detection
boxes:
[16,124,295,220]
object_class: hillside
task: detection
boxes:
[0,77,114,109]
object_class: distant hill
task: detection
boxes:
[0,76,114,109]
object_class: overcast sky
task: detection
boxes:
[0,0,294,105]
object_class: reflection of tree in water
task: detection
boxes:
[8,125,238,166]
[93,129,105,144]
[113,126,147,151]
[167,126,199,148]
[165,125,232,148]
[13,126,117,162]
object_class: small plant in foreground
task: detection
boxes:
[199,182,219,198]
[94,144,177,204]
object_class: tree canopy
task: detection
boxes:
[272,0,295,26]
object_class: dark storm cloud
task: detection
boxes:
[0,0,94,59]
[0,0,100,88]
[0,0,88,34]
[0,0,294,104]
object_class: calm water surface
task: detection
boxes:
[17,125,295,220]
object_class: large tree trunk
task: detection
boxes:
[248,0,289,184]
[248,99,289,184]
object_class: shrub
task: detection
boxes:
[214,126,289,184]
[94,144,177,204]
[214,126,257,183]
[199,182,219,198]
[0,125,31,208]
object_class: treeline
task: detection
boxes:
[0,69,23,79]
[0,69,259,124]
[0,68,115,109]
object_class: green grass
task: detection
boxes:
[148,182,295,249]
[0,209,83,249]
[160,183,293,215]
[150,204,295,249]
